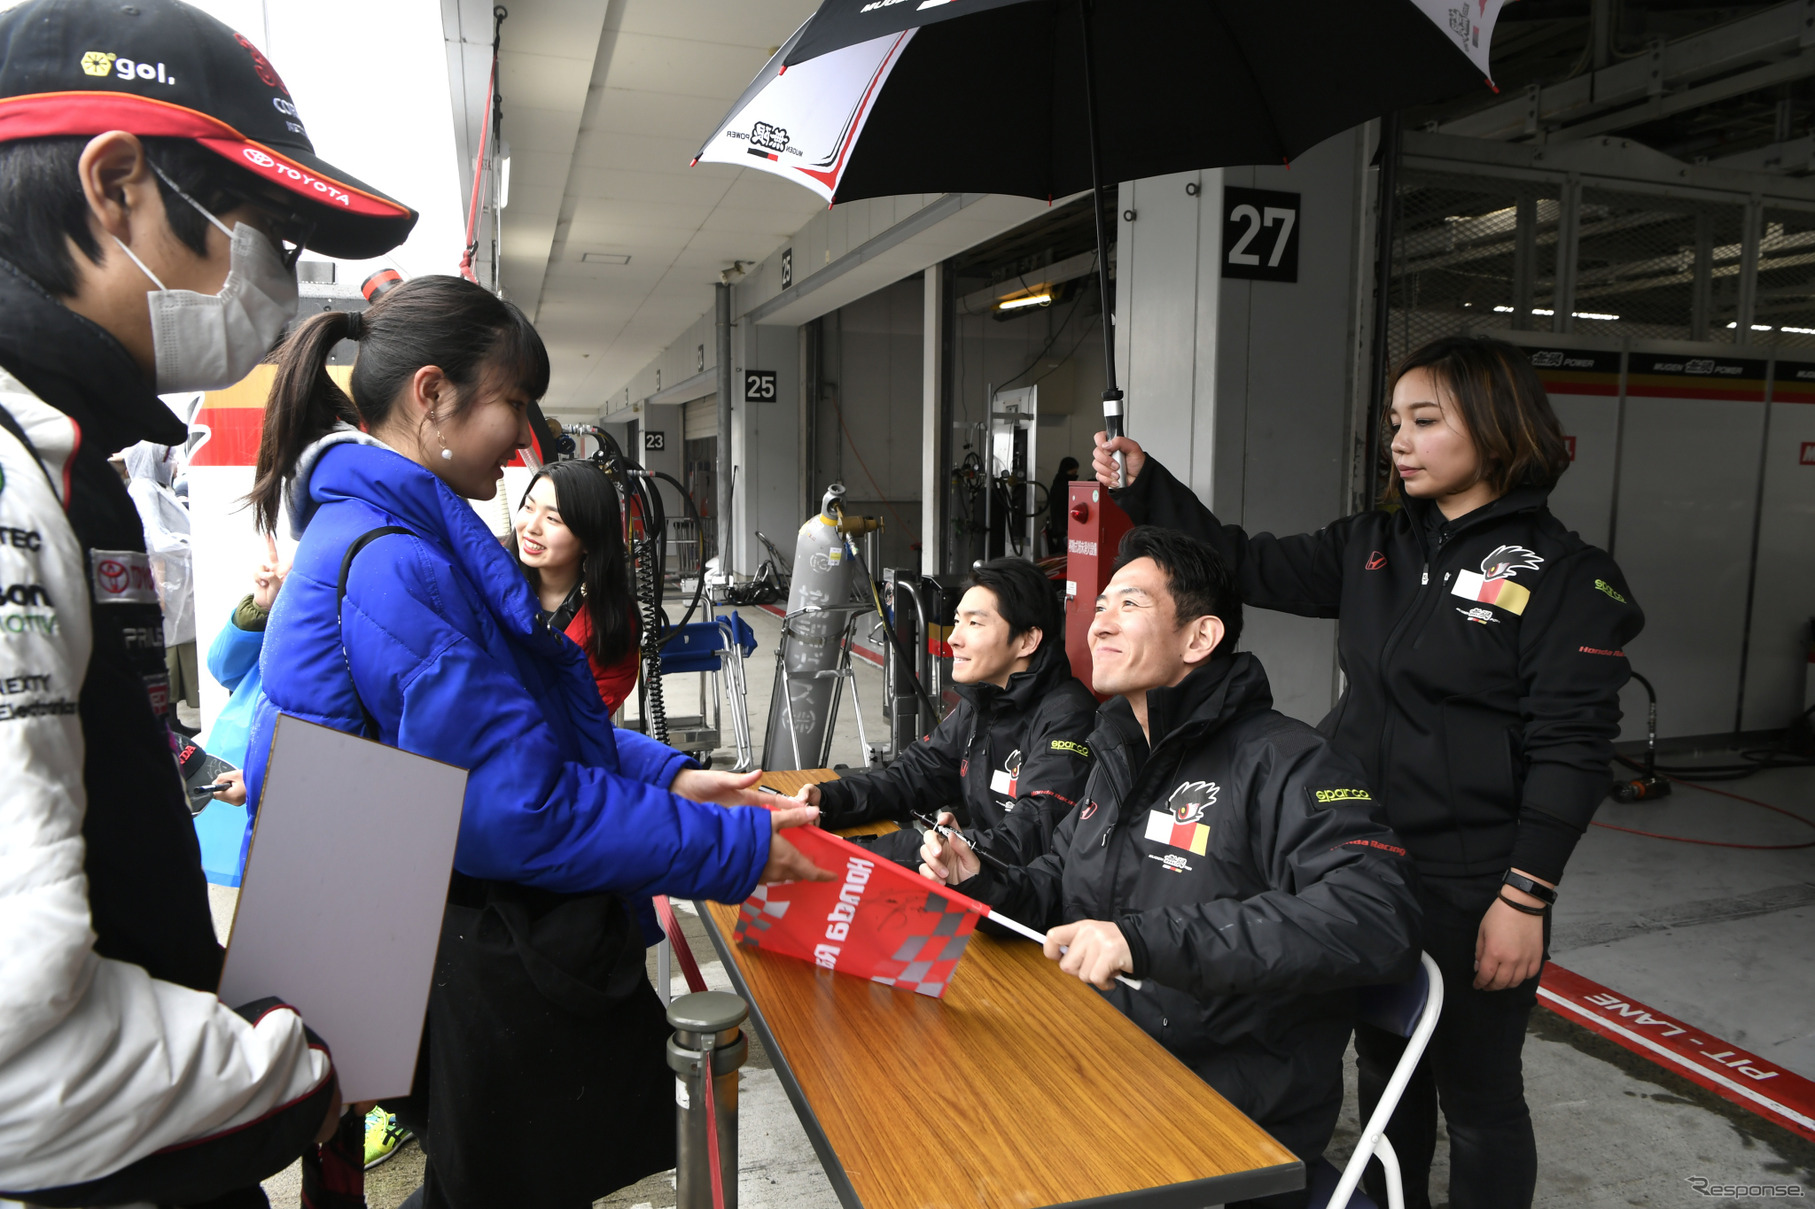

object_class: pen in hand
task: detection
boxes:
[911,810,1014,874]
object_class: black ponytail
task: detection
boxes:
[250,310,359,533]
[249,275,551,534]
[514,461,638,667]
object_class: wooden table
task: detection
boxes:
[704,769,1302,1209]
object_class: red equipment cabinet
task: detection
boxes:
[1063,480,1133,700]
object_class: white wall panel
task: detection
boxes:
[1743,365,1815,729]
[1613,351,1769,738]
[1514,341,1624,550]
[1117,171,1216,495]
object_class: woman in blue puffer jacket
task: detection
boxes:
[242,276,827,1209]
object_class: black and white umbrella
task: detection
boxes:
[694,0,1505,460]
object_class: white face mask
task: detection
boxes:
[112,171,300,393]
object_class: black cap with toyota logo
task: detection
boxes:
[0,0,416,258]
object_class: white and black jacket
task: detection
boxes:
[0,259,331,1201]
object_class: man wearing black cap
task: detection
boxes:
[0,1,415,1202]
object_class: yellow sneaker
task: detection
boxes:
[362,1106,411,1170]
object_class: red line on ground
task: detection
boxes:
[1538,963,1815,1142]
[757,602,884,667]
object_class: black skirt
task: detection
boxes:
[400,875,677,1209]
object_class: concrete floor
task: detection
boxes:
[231,609,1813,1208]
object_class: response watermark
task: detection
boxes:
[1685,1176,1806,1198]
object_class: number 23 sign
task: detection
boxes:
[1222,187,1299,283]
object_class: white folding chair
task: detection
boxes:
[1309,951,1445,1209]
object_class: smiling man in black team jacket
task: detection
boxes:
[921,529,1420,1209]
[794,557,1095,867]
[0,1,415,1202]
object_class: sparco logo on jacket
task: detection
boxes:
[1144,779,1217,860]
[89,550,159,605]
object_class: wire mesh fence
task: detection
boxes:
[1388,167,1815,357]
[1755,207,1815,349]
[1573,189,1744,344]
[1387,173,1560,365]
[668,516,714,580]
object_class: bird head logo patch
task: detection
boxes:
[1478,545,1543,581]
[988,749,1023,801]
[1166,780,1219,825]
[1145,781,1218,858]
[1453,545,1543,618]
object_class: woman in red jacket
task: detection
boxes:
[514,460,641,712]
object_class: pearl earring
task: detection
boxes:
[437,430,453,461]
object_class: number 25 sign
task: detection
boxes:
[1222,187,1299,283]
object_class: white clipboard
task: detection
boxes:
[218,715,469,1101]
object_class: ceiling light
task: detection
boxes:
[998,293,1052,311]
[1782,325,1815,334]
[582,252,632,265]
[1754,324,1773,331]
[1493,305,1514,313]
[499,156,511,209]
[1573,311,1619,321]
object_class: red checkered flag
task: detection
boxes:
[735,825,986,998]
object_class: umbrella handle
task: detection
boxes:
[1103,396,1126,489]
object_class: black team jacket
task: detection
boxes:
[955,653,1420,1160]
[816,635,1097,866]
[1115,456,1644,884]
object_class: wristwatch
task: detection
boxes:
[1502,869,1558,906]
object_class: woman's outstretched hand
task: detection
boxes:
[760,803,833,884]
[1092,431,1146,489]
[672,767,771,809]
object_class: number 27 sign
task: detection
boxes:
[1222,187,1299,283]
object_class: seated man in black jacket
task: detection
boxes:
[921,528,1421,1207]
[794,557,1096,867]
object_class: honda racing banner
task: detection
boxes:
[735,824,986,998]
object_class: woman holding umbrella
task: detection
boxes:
[1092,335,1643,1209]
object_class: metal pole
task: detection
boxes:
[1512,195,1535,330]
[1737,195,1764,342]
[1590,0,1614,71]
[667,992,749,1209]
[1552,177,1582,335]
[1691,210,1713,341]
[715,282,735,574]
[921,262,945,576]
[1365,113,1403,507]
[1077,0,1126,482]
